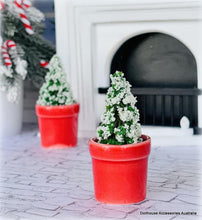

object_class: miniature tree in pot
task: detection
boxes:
[36,55,79,147]
[89,71,151,204]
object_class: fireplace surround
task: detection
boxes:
[107,32,199,129]
[55,0,202,136]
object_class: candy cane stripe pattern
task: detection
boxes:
[1,40,16,67]
[40,60,49,68]
[6,40,16,49]
[0,0,4,11]
[22,0,31,8]
[14,0,34,35]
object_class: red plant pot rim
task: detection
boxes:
[89,135,151,161]
[35,103,80,118]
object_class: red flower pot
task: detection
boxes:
[89,135,151,204]
[36,103,79,148]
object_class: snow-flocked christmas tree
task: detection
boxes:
[97,71,142,145]
[0,0,55,102]
[37,55,75,106]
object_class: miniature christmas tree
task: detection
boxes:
[37,55,75,106]
[97,71,142,145]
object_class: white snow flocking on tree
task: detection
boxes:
[37,55,75,106]
[97,71,142,145]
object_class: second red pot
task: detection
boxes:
[89,135,151,204]
[36,103,79,148]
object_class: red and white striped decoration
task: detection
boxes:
[21,0,31,9]
[0,0,4,11]
[1,40,16,67]
[14,0,34,35]
[40,60,49,68]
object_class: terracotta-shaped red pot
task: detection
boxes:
[36,103,79,148]
[89,135,151,204]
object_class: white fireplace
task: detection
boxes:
[55,0,202,136]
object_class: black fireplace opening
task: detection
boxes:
[99,32,202,130]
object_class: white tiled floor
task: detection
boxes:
[0,124,201,220]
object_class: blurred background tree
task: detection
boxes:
[1,0,56,89]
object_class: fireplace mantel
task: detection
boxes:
[55,0,202,136]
